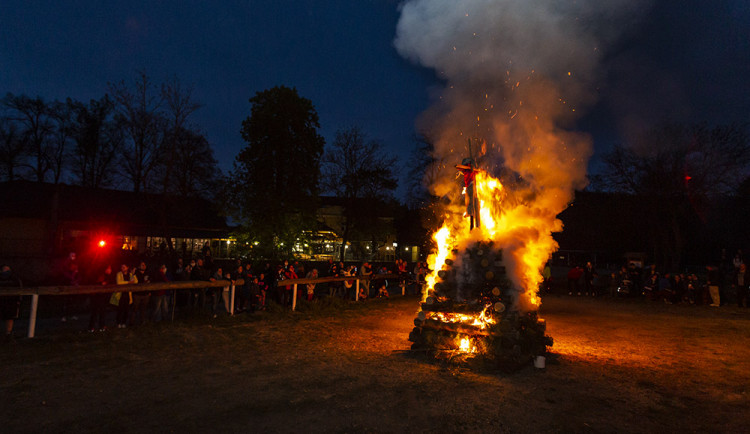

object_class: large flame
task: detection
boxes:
[423,169,561,311]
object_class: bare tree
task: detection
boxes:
[68,96,123,189]
[2,93,54,182]
[48,100,75,184]
[169,128,219,198]
[109,71,165,193]
[321,126,398,260]
[157,76,204,195]
[599,122,750,268]
[0,117,27,181]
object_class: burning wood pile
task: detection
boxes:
[409,240,552,370]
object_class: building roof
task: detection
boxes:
[0,181,228,237]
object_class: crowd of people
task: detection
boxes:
[560,250,750,308]
[5,246,750,341]
[0,252,431,339]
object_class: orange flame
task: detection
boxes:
[458,337,476,353]
[423,170,561,312]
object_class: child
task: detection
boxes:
[377,282,389,298]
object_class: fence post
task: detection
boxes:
[27,294,38,338]
[229,284,235,315]
[355,279,360,301]
[292,284,297,311]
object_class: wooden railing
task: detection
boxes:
[2,273,415,338]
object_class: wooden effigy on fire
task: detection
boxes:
[409,240,552,370]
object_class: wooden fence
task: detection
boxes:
[3,273,412,338]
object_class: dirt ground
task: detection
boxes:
[2,294,749,433]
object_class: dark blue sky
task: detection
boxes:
[2,0,749,190]
[1,1,434,188]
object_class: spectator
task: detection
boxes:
[233,264,246,313]
[114,264,137,328]
[151,264,171,322]
[327,260,340,297]
[283,265,298,306]
[0,264,22,340]
[643,273,659,300]
[377,281,389,298]
[339,262,347,296]
[657,272,675,304]
[358,283,368,301]
[607,271,619,297]
[360,262,372,298]
[130,261,151,326]
[733,250,743,272]
[209,267,228,317]
[396,259,408,294]
[583,262,597,296]
[673,273,688,304]
[734,263,748,308]
[239,263,255,312]
[706,265,721,307]
[542,263,552,293]
[190,258,209,309]
[376,264,390,294]
[275,265,286,305]
[174,257,184,278]
[305,268,318,301]
[343,265,355,300]
[257,272,268,311]
[89,265,113,332]
[567,265,583,295]
[239,265,258,313]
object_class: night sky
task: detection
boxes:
[2,0,749,192]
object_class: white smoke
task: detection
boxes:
[394,0,651,207]
[395,0,651,307]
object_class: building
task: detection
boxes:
[309,196,419,262]
[0,181,231,281]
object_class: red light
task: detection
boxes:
[98,240,106,248]
[684,175,692,181]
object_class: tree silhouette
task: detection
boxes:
[2,93,54,182]
[156,76,205,196]
[599,122,750,268]
[68,95,123,189]
[229,85,325,258]
[109,71,165,193]
[0,117,26,181]
[47,100,76,184]
[321,126,397,260]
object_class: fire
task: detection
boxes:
[423,169,558,311]
[458,337,475,353]
[423,225,452,302]
[426,307,496,330]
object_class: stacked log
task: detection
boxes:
[409,241,552,370]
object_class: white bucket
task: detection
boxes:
[533,355,546,369]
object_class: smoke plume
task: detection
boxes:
[395,0,649,309]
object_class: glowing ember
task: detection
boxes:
[426,305,496,330]
[458,337,475,353]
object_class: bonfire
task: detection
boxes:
[409,143,553,370]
